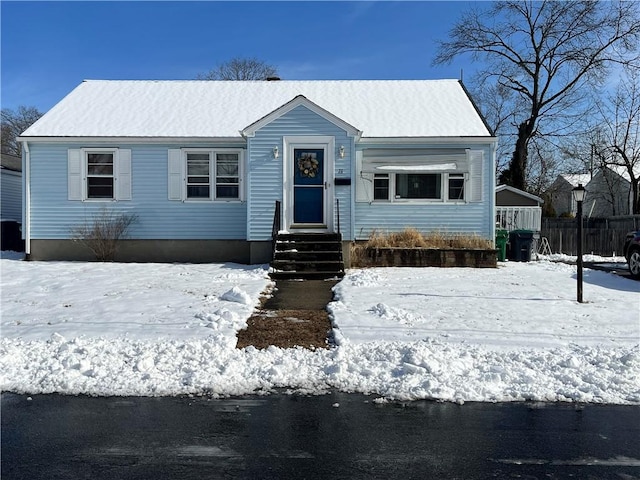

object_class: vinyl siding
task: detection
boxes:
[585,170,631,217]
[354,143,495,240]
[1,170,22,221]
[28,143,247,239]
[247,104,354,241]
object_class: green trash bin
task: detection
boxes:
[495,229,509,261]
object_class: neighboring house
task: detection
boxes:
[495,184,543,232]
[584,165,639,218]
[547,167,639,218]
[546,173,592,217]
[18,79,497,265]
[1,153,24,251]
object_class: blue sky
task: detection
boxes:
[1,1,478,113]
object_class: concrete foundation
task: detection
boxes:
[29,239,252,264]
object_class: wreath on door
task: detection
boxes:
[297,153,319,178]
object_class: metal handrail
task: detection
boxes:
[272,200,281,260]
[336,198,344,273]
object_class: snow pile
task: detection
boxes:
[1,255,639,403]
[220,286,253,305]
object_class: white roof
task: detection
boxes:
[605,164,640,182]
[561,173,591,187]
[21,80,493,139]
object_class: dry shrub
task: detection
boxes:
[70,207,137,261]
[350,242,368,265]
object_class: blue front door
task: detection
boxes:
[293,148,325,224]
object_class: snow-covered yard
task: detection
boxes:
[1,251,638,403]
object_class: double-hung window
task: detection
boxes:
[67,148,131,201]
[448,173,465,200]
[86,152,115,199]
[374,174,390,200]
[186,153,211,199]
[215,153,240,199]
[173,149,242,201]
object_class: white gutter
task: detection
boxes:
[360,136,499,146]
[16,136,247,145]
[22,141,31,256]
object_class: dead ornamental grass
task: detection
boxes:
[351,228,494,264]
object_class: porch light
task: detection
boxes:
[572,184,586,303]
[273,146,279,159]
[339,145,345,158]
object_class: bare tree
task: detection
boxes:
[197,57,279,81]
[435,1,640,191]
[1,106,43,156]
[592,70,640,214]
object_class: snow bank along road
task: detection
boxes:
[1,252,638,404]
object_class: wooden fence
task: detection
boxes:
[539,216,640,256]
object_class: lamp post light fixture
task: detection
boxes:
[572,184,586,303]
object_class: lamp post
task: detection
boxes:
[572,184,586,303]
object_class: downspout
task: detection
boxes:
[22,141,31,257]
[490,139,498,245]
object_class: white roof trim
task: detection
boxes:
[241,95,362,138]
[361,136,498,145]
[496,184,544,203]
[19,136,247,145]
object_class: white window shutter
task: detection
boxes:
[116,149,132,200]
[238,150,245,202]
[68,149,83,200]
[168,149,184,200]
[468,150,484,203]
[355,151,373,203]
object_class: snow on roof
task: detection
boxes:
[561,173,591,187]
[605,164,640,182]
[21,79,493,139]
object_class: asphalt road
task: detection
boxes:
[2,392,639,479]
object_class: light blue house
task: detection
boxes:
[19,79,497,266]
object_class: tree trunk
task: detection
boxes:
[499,119,535,190]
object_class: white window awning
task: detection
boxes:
[375,163,458,172]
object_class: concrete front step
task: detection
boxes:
[274,251,340,262]
[271,233,345,280]
[277,233,342,242]
[270,270,345,280]
[275,242,342,253]
[271,260,344,272]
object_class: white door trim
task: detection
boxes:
[282,135,335,232]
